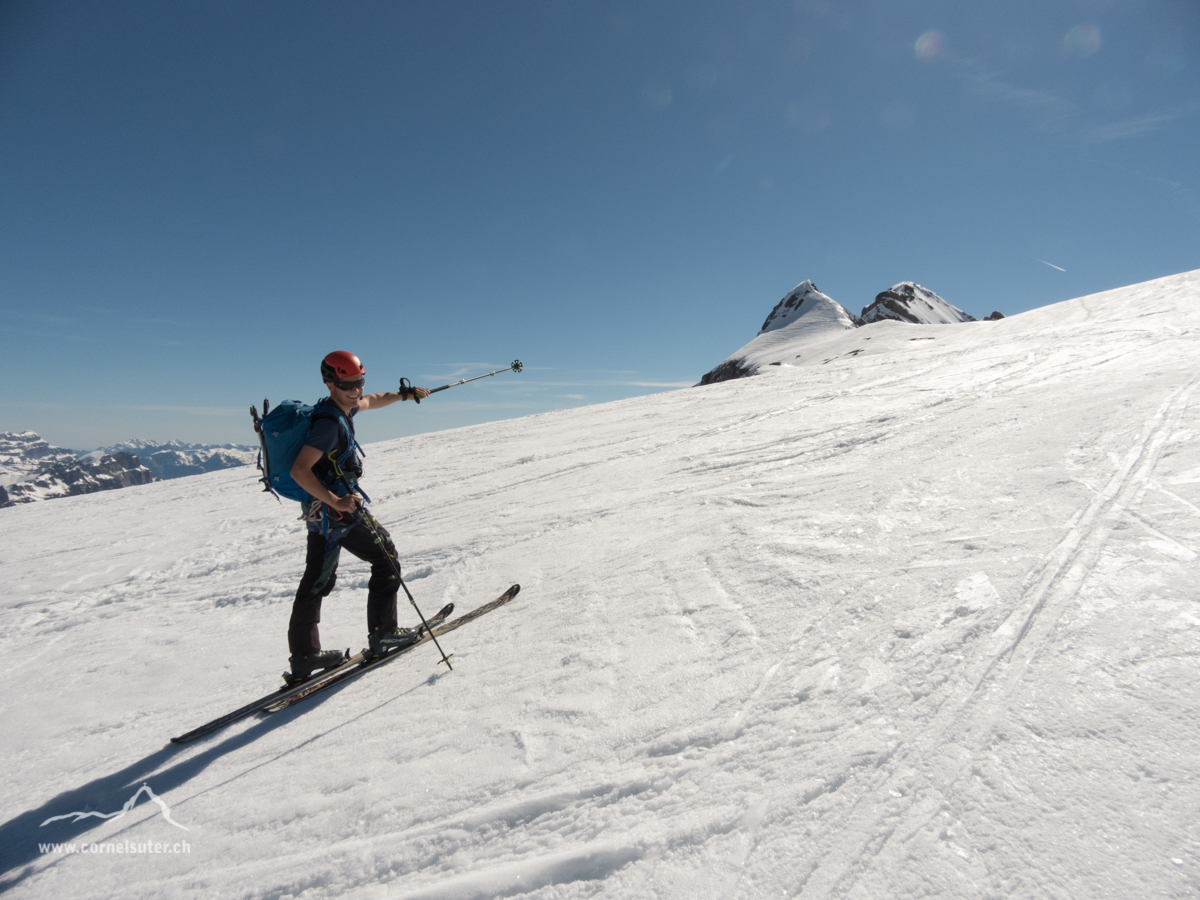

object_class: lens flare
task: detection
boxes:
[1063,25,1101,59]
[914,31,944,63]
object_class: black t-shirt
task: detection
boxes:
[304,399,361,489]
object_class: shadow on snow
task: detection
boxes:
[0,672,420,892]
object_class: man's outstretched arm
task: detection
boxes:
[356,386,430,411]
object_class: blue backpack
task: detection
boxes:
[250,399,363,503]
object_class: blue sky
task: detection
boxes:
[2,0,1197,450]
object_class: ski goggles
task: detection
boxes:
[332,378,365,391]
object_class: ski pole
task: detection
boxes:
[366,510,454,670]
[338,484,455,670]
[401,360,522,403]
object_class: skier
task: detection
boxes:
[286,350,430,679]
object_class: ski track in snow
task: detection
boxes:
[2,270,1199,898]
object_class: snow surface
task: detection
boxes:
[3,269,1200,899]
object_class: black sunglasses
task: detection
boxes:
[332,378,365,391]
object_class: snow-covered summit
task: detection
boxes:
[700,280,862,384]
[861,281,976,324]
[758,279,862,333]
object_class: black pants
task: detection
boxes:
[288,524,400,656]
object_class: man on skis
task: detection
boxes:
[286,350,430,680]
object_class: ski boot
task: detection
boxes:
[286,649,347,684]
[368,626,419,658]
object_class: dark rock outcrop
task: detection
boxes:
[698,358,754,386]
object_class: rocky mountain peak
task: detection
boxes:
[860,282,976,325]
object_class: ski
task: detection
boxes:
[169,597,465,744]
[264,583,521,712]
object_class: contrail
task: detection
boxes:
[1036,259,1066,272]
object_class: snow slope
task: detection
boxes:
[2,269,1200,899]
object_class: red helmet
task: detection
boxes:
[321,351,365,383]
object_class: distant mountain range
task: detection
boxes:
[700,280,1004,385]
[0,433,255,508]
[79,439,257,481]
